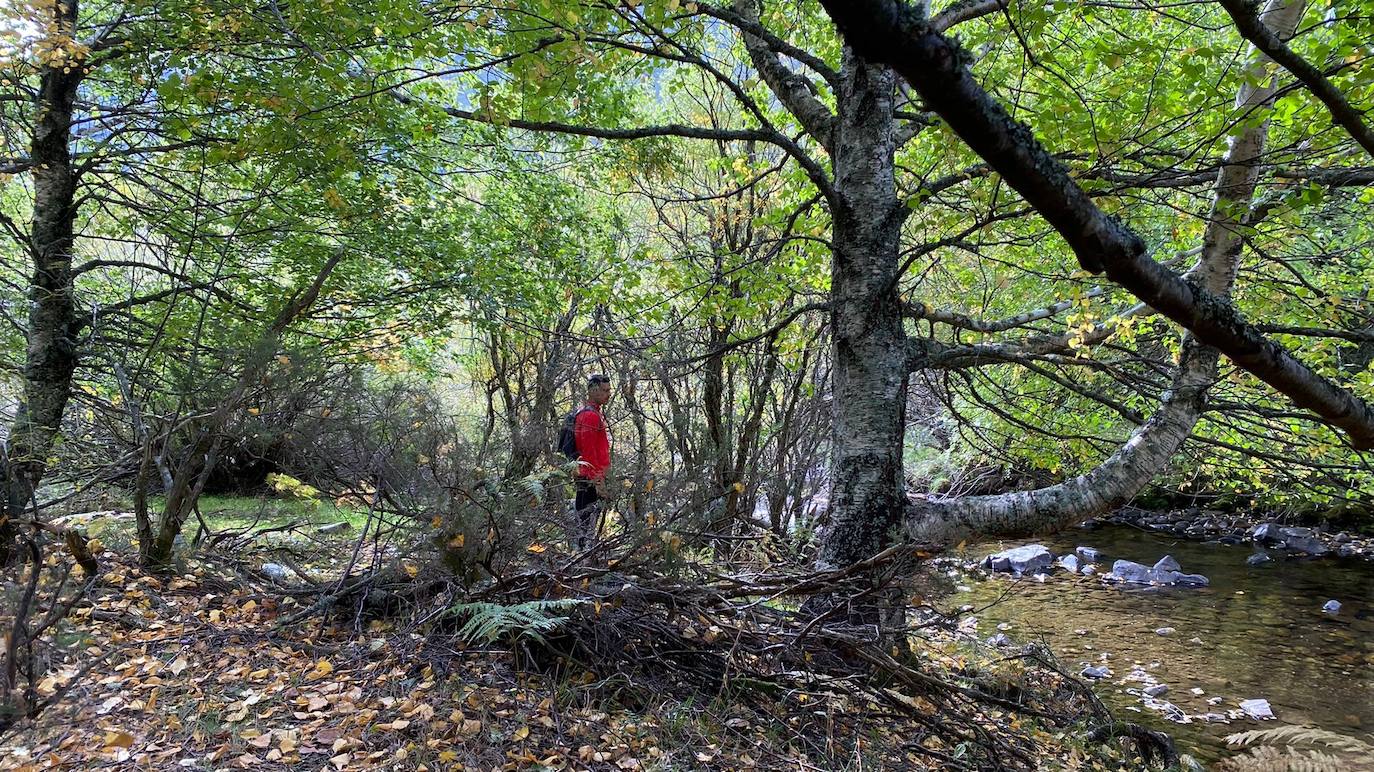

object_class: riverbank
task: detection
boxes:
[1088,506,1374,561]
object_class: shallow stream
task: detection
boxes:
[957,525,1374,766]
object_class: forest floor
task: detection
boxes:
[1,497,1152,771]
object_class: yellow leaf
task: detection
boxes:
[104,730,135,748]
[526,543,547,554]
[447,534,465,549]
[247,407,261,416]
[307,659,334,679]
[169,657,189,676]
[438,751,459,763]
[512,726,529,741]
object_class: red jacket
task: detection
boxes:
[573,402,610,481]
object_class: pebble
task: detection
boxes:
[1322,599,1341,614]
[1155,627,1175,636]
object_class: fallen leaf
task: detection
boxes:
[103,731,135,749]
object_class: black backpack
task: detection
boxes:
[556,406,591,460]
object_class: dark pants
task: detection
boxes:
[574,479,600,549]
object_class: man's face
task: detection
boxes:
[590,381,612,406]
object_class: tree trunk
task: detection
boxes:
[815,49,909,569]
[0,1,84,565]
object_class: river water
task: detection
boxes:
[956,524,1374,766]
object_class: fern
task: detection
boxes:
[512,472,545,504]
[1217,745,1353,772]
[1226,725,1374,755]
[446,599,584,646]
[1219,725,1374,772]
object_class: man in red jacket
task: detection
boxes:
[573,374,612,548]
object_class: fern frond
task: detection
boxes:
[1226,724,1374,755]
[1217,745,1353,772]
[514,473,545,503]
[446,599,584,646]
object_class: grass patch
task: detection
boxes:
[163,494,374,532]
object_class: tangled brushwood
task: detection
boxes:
[297,529,1178,771]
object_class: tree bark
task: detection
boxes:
[815,49,910,569]
[1,1,85,565]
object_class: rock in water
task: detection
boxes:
[1058,554,1081,574]
[987,633,1013,647]
[1155,627,1175,636]
[1322,600,1341,614]
[1109,560,1155,584]
[981,544,1053,575]
[1075,546,1102,563]
[1154,555,1181,573]
[1284,534,1330,556]
[1144,684,1169,697]
[1246,552,1272,566]
[1108,559,1208,587]
[1081,666,1110,679]
[1251,522,1281,543]
[1240,699,1275,720]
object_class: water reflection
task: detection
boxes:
[957,525,1374,764]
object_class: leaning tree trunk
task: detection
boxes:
[0,1,84,565]
[815,50,910,569]
[904,0,1305,545]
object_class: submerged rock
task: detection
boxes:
[1322,599,1342,614]
[981,544,1053,575]
[1155,627,1175,636]
[1240,698,1275,720]
[1075,546,1102,563]
[987,633,1013,647]
[1246,552,1273,566]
